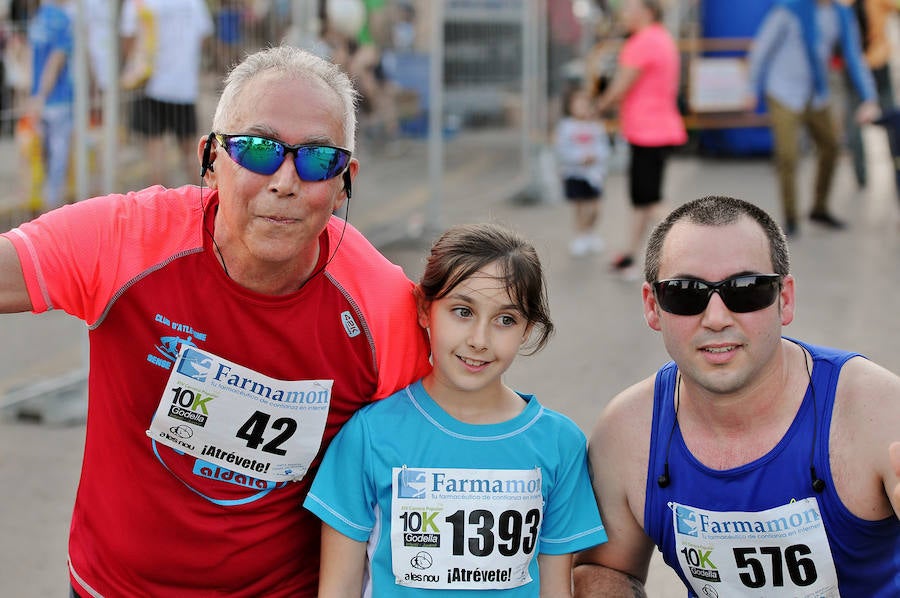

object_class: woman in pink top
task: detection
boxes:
[595,0,686,279]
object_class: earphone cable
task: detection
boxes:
[657,343,824,493]
[657,372,681,489]
[804,347,826,493]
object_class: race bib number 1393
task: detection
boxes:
[390,467,543,590]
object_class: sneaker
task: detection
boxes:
[784,218,797,238]
[569,236,590,257]
[611,254,634,270]
[809,211,846,230]
[587,234,605,254]
[611,254,640,281]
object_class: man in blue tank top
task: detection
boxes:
[573,196,900,597]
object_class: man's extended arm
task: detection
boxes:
[573,378,658,596]
[573,560,648,597]
[0,237,32,313]
[829,357,900,521]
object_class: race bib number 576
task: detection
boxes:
[670,498,839,597]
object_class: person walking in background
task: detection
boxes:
[306,222,607,596]
[3,2,35,127]
[334,0,404,154]
[84,0,113,102]
[573,195,900,597]
[842,0,897,189]
[0,45,431,596]
[120,0,212,188]
[546,0,583,122]
[594,0,686,280]
[555,86,610,257]
[746,0,880,236]
[213,0,244,71]
[26,0,73,211]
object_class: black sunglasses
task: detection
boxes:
[653,274,782,316]
[215,133,351,181]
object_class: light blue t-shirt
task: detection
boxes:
[305,380,607,595]
[28,3,74,106]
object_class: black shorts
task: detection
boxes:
[131,96,199,139]
[629,144,671,207]
[563,177,602,202]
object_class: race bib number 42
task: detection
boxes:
[670,498,840,597]
[390,467,543,590]
[147,346,332,482]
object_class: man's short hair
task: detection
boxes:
[644,195,791,283]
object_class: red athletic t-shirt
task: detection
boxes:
[3,185,431,597]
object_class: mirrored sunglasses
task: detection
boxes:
[653,274,782,316]
[215,133,351,181]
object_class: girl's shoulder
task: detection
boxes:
[525,397,588,444]
[359,382,421,418]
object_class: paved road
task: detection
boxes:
[2,125,899,596]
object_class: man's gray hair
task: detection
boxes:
[211,45,359,150]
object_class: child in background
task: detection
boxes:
[555,86,610,257]
[305,222,607,596]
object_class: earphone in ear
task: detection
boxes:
[200,132,216,177]
[810,467,826,493]
[657,464,671,488]
[342,170,352,199]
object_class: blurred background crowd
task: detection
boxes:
[0,0,896,240]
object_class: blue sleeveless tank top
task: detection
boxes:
[644,338,900,597]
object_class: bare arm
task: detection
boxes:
[27,49,67,117]
[574,378,658,597]
[538,553,573,597]
[0,236,32,312]
[317,524,366,597]
[38,50,67,99]
[831,357,900,521]
[120,34,136,59]
[573,563,648,597]
[595,65,640,115]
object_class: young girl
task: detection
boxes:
[554,86,610,257]
[305,223,607,596]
